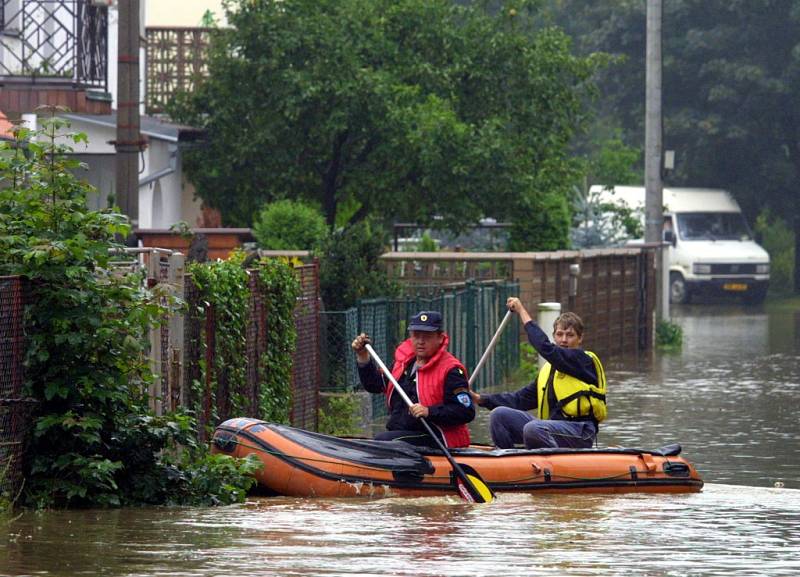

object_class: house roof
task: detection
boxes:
[61,112,203,143]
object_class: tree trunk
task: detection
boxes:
[322,131,349,228]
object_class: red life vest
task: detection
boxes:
[387,333,471,448]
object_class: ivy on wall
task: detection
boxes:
[187,253,300,428]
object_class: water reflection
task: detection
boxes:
[474,300,800,490]
[3,486,800,577]
[2,301,799,576]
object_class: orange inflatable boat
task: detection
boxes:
[212,418,704,498]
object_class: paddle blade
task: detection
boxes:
[452,466,495,504]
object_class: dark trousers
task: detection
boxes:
[489,406,596,449]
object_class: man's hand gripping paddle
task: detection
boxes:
[364,343,494,503]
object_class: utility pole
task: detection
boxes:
[645,0,667,320]
[115,0,142,229]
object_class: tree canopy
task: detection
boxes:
[173,0,603,249]
[548,0,800,286]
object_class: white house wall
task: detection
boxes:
[53,115,202,229]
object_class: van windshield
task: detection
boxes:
[676,212,751,241]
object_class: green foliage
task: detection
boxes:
[253,200,329,250]
[587,133,641,188]
[509,190,572,251]
[317,221,399,311]
[188,251,250,429]
[255,257,301,421]
[187,252,300,427]
[755,210,795,295]
[508,342,539,386]
[656,319,683,350]
[0,116,257,508]
[171,0,602,249]
[100,412,260,507]
[318,392,362,437]
[0,116,158,507]
[416,232,438,252]
[549,0,800,249]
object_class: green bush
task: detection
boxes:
[754,210,795,295]
[656,319,683,350]
[317,220,399,311]
[253,199,329,250]
[416,232,438,252]
[318,392,362,437]
[0,115,257,508]
[509,191,572,251]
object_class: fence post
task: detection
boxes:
[147,251,162,415]
[168,252,185,410]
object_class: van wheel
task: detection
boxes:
[670,272,691,304]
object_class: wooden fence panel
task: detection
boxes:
[380,248,657,361]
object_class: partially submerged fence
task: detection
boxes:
[320,281,520,420]
[0,276,36,500]
[381,248,656,359]
[119,249,322,435]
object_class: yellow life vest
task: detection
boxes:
[536,351,607,423]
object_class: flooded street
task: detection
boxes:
[2,300,800,576]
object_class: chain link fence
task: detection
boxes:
[0,276,37,500]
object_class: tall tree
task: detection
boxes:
[549,0,800,290]
[172,0,602,249]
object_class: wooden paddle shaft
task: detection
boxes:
[363,343,494,503]
[364,343,416,409]
[468,310,513,387]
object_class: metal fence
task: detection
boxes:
[180,262,322,439]
[113,249,322,437]
[320,281,520,419]
[0,276,36,500]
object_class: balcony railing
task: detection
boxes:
[0,0,107,89]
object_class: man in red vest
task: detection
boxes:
[351,311,475,448]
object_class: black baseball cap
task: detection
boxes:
[408,311,443,332]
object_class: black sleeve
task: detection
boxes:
[427,367,476,427]
[479,379,539,411]
[524,321,598,385]
[357,360,387,394]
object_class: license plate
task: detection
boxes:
[723,283,748,291]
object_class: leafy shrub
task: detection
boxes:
[754,210,795,294]
[656,319,683,350]
[509,191,572,251]
[416,232,438,252]
[318,220,399,311]
[253,199,329,250]
[0,114,257,508]
[318,392,362,437]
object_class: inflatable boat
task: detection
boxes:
[212,418,704,498]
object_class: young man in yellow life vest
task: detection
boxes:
[351,311,475,448]
[469,297,607,449]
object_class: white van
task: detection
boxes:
[588,185,770,304]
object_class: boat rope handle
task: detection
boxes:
[218,437,660,485]
[217,437,457,481]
